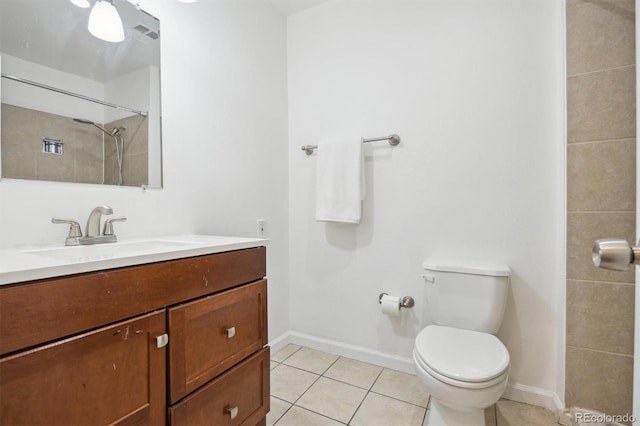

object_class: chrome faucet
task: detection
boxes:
[52,206,126,246]
[85,206,113,237]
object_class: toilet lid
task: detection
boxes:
[415,325,509,383]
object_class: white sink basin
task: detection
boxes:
[0,235,268,285]
[25,239,204,262]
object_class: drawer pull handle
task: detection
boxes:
[226,327,236,338]
[155,333,169,348]
[227,406,239,419]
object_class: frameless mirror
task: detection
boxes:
[0,0,162,188]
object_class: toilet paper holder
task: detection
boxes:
[379,293,415,308]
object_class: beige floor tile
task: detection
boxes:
[283,347,339,374]
[496,399,558,426]
[324,357,383,390]
[270,364,319,403]
[371,369,430,407]
[296,377,367,423]
[271,344,302,362]
[271,361,279,370]
[267,397,291,426]
[350,392,426,426]
[275,406,345,426]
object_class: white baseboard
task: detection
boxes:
[502,382,565,414]
[269,331,415,373]
[269,330,565,415]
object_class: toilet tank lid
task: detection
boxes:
[423,258,511,277]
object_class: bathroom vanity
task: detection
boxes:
[0,236,269,425]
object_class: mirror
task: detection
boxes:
[0,0,162,188]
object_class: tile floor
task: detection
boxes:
[268,344,560,426]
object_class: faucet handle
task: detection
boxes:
[103,217,127,236]
[52,218,82,237]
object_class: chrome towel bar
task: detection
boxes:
[301,134,400,155]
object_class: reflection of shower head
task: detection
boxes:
[74,117,127,185]
[73,118,125,137]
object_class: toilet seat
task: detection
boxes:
[414,325,509,388]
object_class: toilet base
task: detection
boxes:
[426,400,486,426]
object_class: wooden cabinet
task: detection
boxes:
[0,311,167,426]
[0,247,268,426]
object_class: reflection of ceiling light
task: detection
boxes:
[88,0,125,43]
[69,0,90,8]
[176,0,199,3]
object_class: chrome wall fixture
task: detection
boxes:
[592,238,640,271]
[378,292,415,309]
[301,134,401,155]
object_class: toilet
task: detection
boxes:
[413,258,511,426]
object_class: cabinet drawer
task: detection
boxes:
[169,280,267,402]
[0,311,166,426]
[169,347,270,426]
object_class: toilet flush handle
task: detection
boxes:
[420,274,435,284]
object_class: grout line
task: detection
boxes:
[567,137,636,145]
[288,369,323,406]
[344,365,386,424]
[566,279,636,286]
[566,210,636,214]
[273,403,348,425]
[422,405,428,426]
[491,403,498,426]
[368,390,430,409]
[566,345,634,358]
[320,354,342,376]
[567,63,635,78]
[292,405,349,425]
[270,396,294,426]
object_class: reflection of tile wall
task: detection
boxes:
[103,115,148,187]
[1,103,103,184]
[566,0,635,419]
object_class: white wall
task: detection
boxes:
[288,0,565,408]
[0,0,290,341]
[104,67,150,121]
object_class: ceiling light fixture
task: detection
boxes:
[88,0,125,43]
[69,0,91,8]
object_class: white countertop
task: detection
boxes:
[0,235,268,286]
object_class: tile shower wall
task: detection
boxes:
[2,104,150,187]
[104,115,148,187]
[1,103,103,184]
[566,0,635,417]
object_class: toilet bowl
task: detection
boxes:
[414,325,509,425]
[414,258,511,426]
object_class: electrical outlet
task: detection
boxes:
[257,219,267,238]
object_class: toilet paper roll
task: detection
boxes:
[380,294,401,317]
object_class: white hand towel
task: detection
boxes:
[315,138,365,224]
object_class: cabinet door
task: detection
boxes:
[169,347,270,426]
[169,280,267,402]
[0,311,166,426]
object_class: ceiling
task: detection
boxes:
[269,0,329,16]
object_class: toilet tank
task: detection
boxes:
[423,258,511,334]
